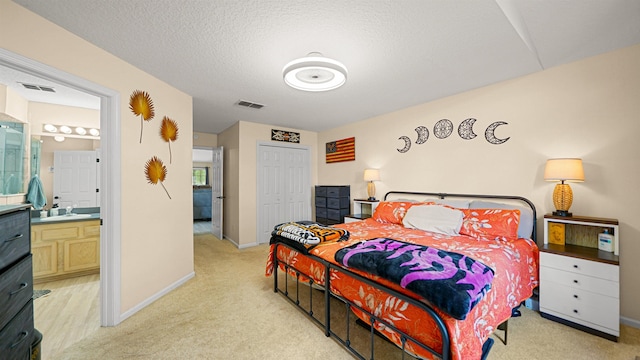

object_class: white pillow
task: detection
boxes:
[427,199,471,209]
[402,205,464,236]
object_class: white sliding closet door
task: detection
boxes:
[257,143,311,244]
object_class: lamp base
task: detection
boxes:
[367,197,376,201]
[552,210,572,217]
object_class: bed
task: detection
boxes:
[265,191,539,360]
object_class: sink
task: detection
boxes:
[38,213,93,222]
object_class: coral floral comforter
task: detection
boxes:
[265,218,539,360]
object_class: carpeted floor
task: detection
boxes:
[54,234,640,360]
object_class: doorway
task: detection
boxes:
[0,49,121,328]
[256,142,311,244]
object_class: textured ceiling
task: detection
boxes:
[6,0,640,134]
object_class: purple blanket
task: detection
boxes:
[334,238,494,320]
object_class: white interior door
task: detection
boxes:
[211,146,223,239]
[53,150,98,208]
[256,143,310,244]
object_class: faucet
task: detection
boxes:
[66,204,77,215]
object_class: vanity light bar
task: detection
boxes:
[43,124,100,137]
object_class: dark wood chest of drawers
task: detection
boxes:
[315,185,350,225]
[0,205,34,359]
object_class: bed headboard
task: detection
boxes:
[383,191,537,242]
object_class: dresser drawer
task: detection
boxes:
[0,299,34,360]
[315,186,327,197]
[315,197,326,208]
[540,266,618,297]
[327,197,349,209]
[315,207,327,219]
[0,209,30,270]
[540,280,619,332]
[327,208,349,221]
[326,186,349,197]
[540,252,618,282]
[0,255,33,331]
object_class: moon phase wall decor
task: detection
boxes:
[484,121,510,145]
[396,119,510,153]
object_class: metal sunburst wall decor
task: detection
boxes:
[396,118,510,153]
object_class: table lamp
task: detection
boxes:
[544,158,584,217]
[363,169,380,201]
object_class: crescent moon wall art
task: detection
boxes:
[433,119,454,139]
[458,118,477,140]
[397,136,412,153]
[415,126,429,144]
[484,121,510,145]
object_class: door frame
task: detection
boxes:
[0,49,122,326]
[256,141,311,245]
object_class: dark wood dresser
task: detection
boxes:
[0,204,34,359]
[315,185,350,225]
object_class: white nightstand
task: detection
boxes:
[539,214,620,342]
[352,199,379,217]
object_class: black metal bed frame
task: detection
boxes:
[272,191,537,360]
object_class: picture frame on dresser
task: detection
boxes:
[540,214,620,342]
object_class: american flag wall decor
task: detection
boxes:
[326,137,355,163]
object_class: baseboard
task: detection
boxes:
[223,235,260,249]
[621,316,640,329]
[119,271,195,323]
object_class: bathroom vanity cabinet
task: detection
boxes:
[31,218,100,283]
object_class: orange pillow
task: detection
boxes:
[459,208,520,240]
[372,201,415,224]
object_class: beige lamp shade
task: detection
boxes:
[544,158,584,216]
[364,169,380,200]
[544,158,584,182]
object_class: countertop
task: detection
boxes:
[30,207,100,225]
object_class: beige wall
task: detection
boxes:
[193,131,217,148]
[28,101,99,137]
[217,122,240,242]
[1,0,194,314]
[219,121,318,247]
[317,45,640,322]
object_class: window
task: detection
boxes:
[192,167,209,186]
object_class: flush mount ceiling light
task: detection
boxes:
[283,52,347,92]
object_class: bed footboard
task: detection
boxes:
[273,242,451,360]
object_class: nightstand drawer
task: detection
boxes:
[540,252,618,282]
[540,266,618,297]
[540,280,619,332]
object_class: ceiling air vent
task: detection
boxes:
[20,83,57,92]
[236,100,264,109]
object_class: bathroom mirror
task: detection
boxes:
[0,120,27,195]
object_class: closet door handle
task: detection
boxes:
[10,282,29,295]
[4,233,24,243]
